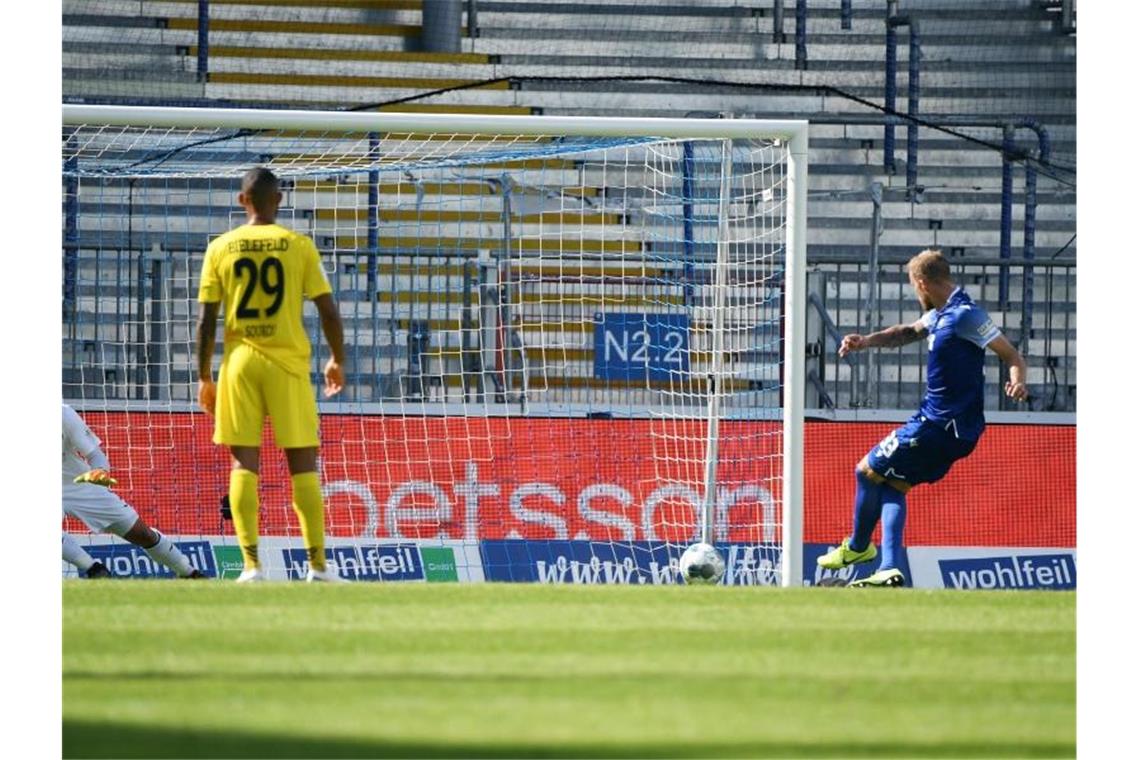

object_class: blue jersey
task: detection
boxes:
[917,287,1001,440]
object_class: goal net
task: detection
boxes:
[62,105,806,586]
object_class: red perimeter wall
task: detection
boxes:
[64,413,1075,548]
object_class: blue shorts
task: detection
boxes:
[865,415,979,486]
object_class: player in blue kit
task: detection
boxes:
[818,249,1029,587]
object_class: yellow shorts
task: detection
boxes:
[214,343,320,449]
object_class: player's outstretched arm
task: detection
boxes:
[987,335,1029,401]
[73,439,116,487]
[195,301,221,415]
[313,293,346,398]
[63,405,116,486]
[839,319,927,357]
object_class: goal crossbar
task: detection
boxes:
[64,104,809,143]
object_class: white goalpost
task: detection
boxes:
[62,104,807,587]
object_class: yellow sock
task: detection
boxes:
[291,472,327,572]
[229,469,260,571]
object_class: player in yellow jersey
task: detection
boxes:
[195,167,347,582]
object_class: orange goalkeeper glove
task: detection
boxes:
[74,469,118,488]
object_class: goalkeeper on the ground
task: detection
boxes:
[62,403,203,578]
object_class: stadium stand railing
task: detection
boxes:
[62,0,1076,411]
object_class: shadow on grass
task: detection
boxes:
[63,719,1074,759]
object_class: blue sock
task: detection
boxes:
[849,469,884,552]
[879,485,908,572]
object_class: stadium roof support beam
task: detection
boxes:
[884,4,921,202]
[998,119,1053,365]
[795,0,808,71]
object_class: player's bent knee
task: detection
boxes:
[117,518,159,547]
[857,459,884,483]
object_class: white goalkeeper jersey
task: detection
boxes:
[62,404,102,487]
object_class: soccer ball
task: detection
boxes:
[679,542,725,585]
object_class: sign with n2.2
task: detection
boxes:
[593,313,690,381]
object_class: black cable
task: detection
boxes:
[1049,233,1077,259]
[346,78,510,111]
[85,74,1077,189]
[1043,363,1059,412]
[120,127,258,173]
[348,73,1077,181]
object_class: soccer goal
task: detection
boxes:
[62,104,807,586]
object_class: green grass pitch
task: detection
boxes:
[63,581,1074,758]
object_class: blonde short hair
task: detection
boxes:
[907,249,953,284]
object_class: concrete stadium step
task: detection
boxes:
[62,51,189,72]
[164,16,428,37]
[807,131,1075,159]
[493,52,1076,75]
[476,0,924,9]
[809,244,1076,261]
[63,12,164,29]
[62,67,201,85]
[479,38,766,59]
[64,51,498,79]
[809,215,1074,235]
[479,0,1050,16]
[64,77,207,101]
[205,71,510,91]
[478,62,1073,90]
[511,80,1075,107]
[70,224,651,255]
[73,206,629,238]
[63,0,420,14]
[526,92,1075,119]
[68,152,570,194]
[104,0,425,25]
[189,45,493,65]
[474,35,1074,65]
[198,81,521,105]
[811,200,1074,224]
[807,174,1072,196]
[816,121,1071,144]
[497,74,1074,117]
[63,40,183,56]
[288,184,1074,220]
[810,146,1054,168]
[64,22,424,52]
[476,9,1055,37]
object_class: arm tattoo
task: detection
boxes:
[873,324,924,349]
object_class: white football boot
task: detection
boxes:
[305,566,347,583]
[235,568,266,583]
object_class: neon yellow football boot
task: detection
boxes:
[816,538,877,570]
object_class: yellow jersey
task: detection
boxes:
[198,223,332,377]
